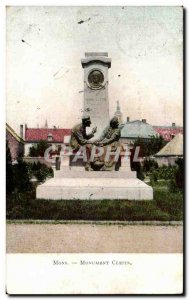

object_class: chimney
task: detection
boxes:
[172,122,176,127]
[142,119,146,123]
[24,124,27,140]
[127,117,130,122]
[20,125,23,139]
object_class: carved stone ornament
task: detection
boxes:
[88,69,104,89]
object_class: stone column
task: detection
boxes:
[60,151,70,171]
[81,52,111,139]
[119,144,132,172]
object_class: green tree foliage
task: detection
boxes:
[29,140,50,157]
[131,161,144,180]
[29,162,53,183]
[29,146,37,157]
[13,158,32,192]
[6,142,53,193]
[143,159,158,173]
[149,159,184,193]
[150,165,176,184]
[133,135,167,157]
[168,158,184,192]
[130,136,166,181]
[175,158,184,189]
[6,141,14,194]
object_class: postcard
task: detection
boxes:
[6,6,183,294]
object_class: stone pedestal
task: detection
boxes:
[37,161,153,201]
[37,145,153,201]
[36,176,153,200]
[59,151,70,171]
[119,155,131,172]
[53,169,137,179]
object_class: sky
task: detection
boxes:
[6,6,183,135]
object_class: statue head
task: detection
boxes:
[82,115,91,127]
[88,70,104,89]
[91,70,101,84]
[110,116,119,129]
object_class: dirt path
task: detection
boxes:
[6,223,183,253]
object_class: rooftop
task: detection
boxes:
[153,126,183,141]
[25,128,71,143]
[121,120,158,139]
[6,123,24,144]
[155,133,183,156]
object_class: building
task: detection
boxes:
[153,123,183,141]
[6,123,24,162]
[23,118,184,160]
[120,119,159,144]
[114,101,123,124]
[109,101,183,143]
[154,133,183,166]
[24,125,71,156]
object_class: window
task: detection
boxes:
[47,133,53,142]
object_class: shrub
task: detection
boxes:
[30,161,53,183]
[6,141,32,193]
[150,165,176,184]
[143,159,158,174]
[6,141,14,194]
[133,135,167,157]
[12,159,32,192]
[175,158,184,190]
[35,164,53,182]
[29,140,50,157]
[6,150,53,194]
[168,158,184,192]
[150,171,158,184]
[131,161,145,180]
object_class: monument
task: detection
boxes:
[81,52,111,137]
[36,52,153,200]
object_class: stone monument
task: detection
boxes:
[81,52,111,137]
[36,52,153,201]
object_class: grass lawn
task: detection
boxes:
[6,183,183,221]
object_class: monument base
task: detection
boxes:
[36,171,153,200]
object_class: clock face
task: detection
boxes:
[88,69,104,89]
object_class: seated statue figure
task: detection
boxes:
[70,115,97,170]
[93,116,121,171]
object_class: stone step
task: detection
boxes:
[54,170,136,179]
[36,178,153,200]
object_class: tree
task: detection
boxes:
[29,145,38,157]
[142,158,158,173]
[168,158,184,192]
[13,159,32,192]
[29,140,50,157]
[31,161,53,182]
[6,141,14,194]
[175,158,184,189]
[133,135,167,158]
